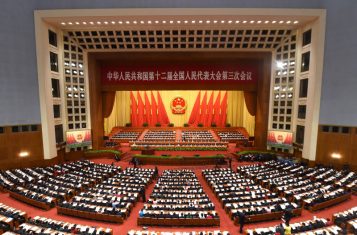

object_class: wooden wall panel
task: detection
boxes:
[316,126,357,170]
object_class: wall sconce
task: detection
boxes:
[18,151,30,157]
[331,152,342,159]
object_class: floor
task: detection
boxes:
[0,158,356,235]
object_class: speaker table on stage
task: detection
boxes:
[142,145,155,155]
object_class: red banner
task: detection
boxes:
[101,64,258,85]
[267,130,293,148]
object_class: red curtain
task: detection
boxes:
[212,91,221,126]
[206,92,214,127]
[137,91,145,126]
[220,92,228,127]
[102,91,116,118]
[130,91,138,126]
[189,91,201,126]
[151,91,158,125]
[157,91,170,125]
[244,91,257,116]
[144,92,152,126]
[199,91,208,126]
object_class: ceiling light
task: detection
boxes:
[242,20,247,24]
[192,20,196,23]
[68,22,73,25]
[294,20,299,24]
[118,21,123,24]
[279,20,284,24]
[104,21,108,25]
[89,21,94,25]
[140,21,144,24]
[264,20,269,24]
[96,21,101,25]
[331,153,342,159]
[170,20,174,24]
[133,21,137,24]
[288,94,293,98]
[162,20,166,24]
[213,20,218,24]
[228,20,232,24]
[126,21,130,24]
[19,151,29,157]
[235,20,240,23]
[111,21,115,24]
[206,20,210,24]
[184,20,188,24]
[61,22,66,25]
[155,20,159,24]
[75,22,79,25]
[199,20,203,24]
[221,20,225,23]
[272,20,277,24]
[82,22,87,25]
[286,21,291,24]
[147,20,152,24]
[177,20,181,24]
[257,20,262,24]
[250,20,255,24]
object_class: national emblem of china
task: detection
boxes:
[171,97,187,114]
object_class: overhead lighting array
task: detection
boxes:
[60,20,299,26]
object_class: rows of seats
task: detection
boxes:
[239,160,352,211]
[181,130,216,142]
[128,231,230,235]
[202,168,301,224]
[141,130,176,142]
[58,167,154,223]
[138,169,219,226]
[333,206,357,230]
[0,203,27,234]
[217,131,247,142]
[112,131,141,141]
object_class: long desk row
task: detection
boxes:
[137,217,220,227]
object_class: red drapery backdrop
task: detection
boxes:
[244,91,257,116]
[151,91,158,125]
[102,91,116,118]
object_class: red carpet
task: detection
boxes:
[1,158,356,235]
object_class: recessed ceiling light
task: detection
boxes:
[68,22,73,25]
[155,20,159,24]
[184,20,188,24]
[264,20,269,24]
[279,20,284,24]
[90,21,94,25]
[199,20,203,24]
[147,20,152,24]
[126,21,130,24]
[293,20,299,24]
[133,21,137,24]
[75,22,79,25]
[82,22,87,25]
[104,21,108,25]
[111,21,115,24]
[19,151,29,157]
[213,20,218,23]
[61,22,66,25]
[97,21,101,25]
[235,20,240,23]
[169,20,173,24]
[140,21,144,24]
[191,20,196,23]
[250,20,255,24]
[242,21,247,24]
[206,20,210,24]
[228,20,232,24]
[118,21,123,24]
[257,20,262,24]
[162,20,166,24]
[177,20,181,24]
[272,20,277,24]
[221,20,225,23]
[286,20,291,24]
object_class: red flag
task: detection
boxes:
[206,92,214,127]
[199,91,208,126]
[144,92,151,126]
[212,91,221,126]
[220,92,228,127]
[130,91,138,127]
[188,91,201,125]
[137,91,145,126]
[157,91,170,125]
[151,91,158,125]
